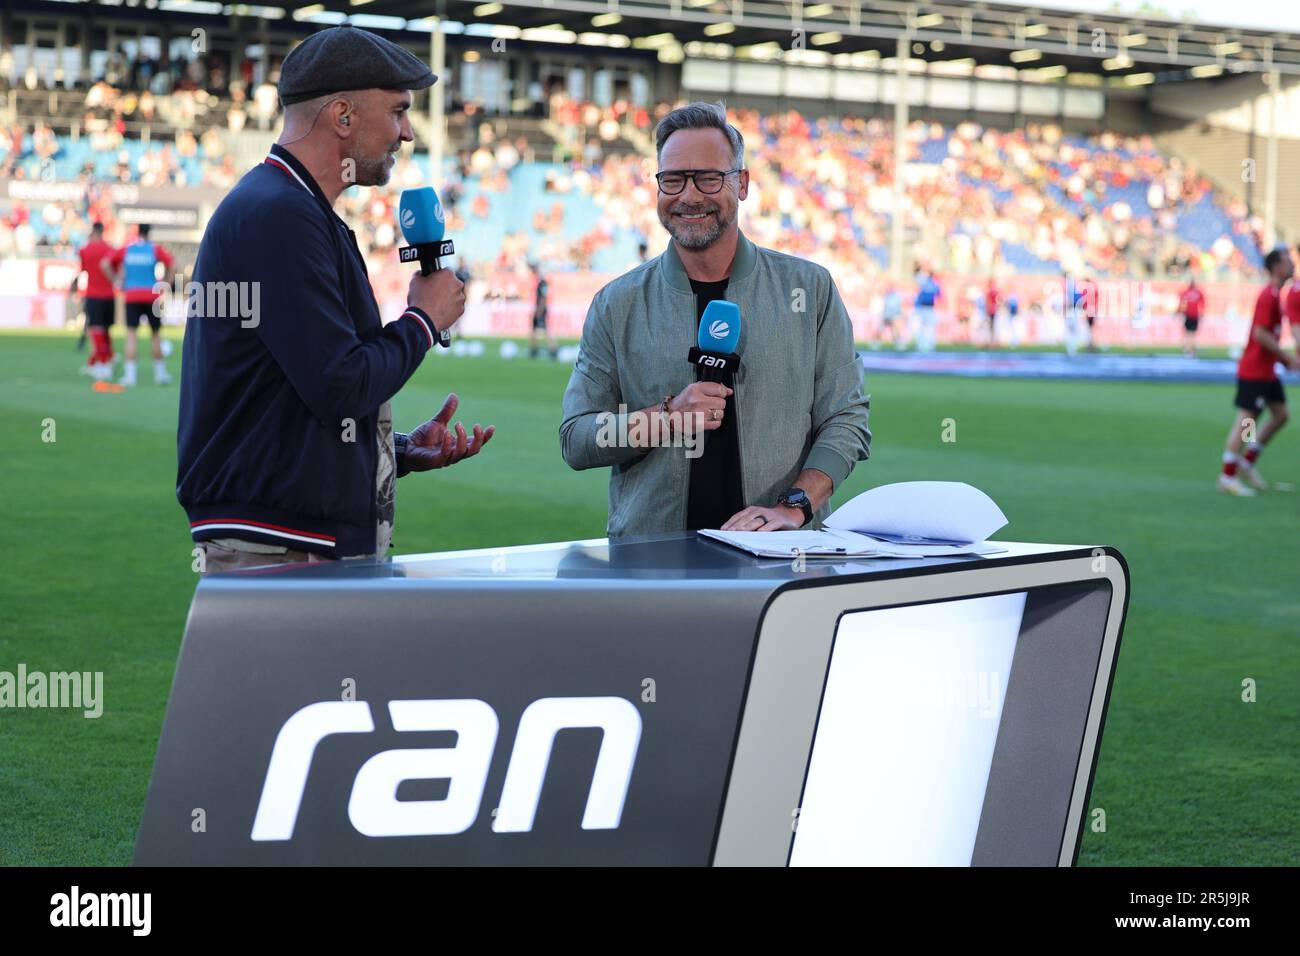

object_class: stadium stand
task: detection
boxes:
[0,83,1268,286]
[0,0,1291,345]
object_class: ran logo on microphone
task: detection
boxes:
[707,320,730,340]
[400,207,415,229]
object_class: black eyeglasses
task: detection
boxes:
[655,168,743,195]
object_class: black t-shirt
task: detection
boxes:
[686,277,744,530]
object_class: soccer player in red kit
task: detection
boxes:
[77,221,118,380]
[1179,276,1205,357]
[1218,247,1297,496]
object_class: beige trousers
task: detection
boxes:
[197,540,335,574]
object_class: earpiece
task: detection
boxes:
[340,114,351,126]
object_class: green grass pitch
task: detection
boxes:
[1,329,1296,866]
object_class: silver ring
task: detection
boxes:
[756,516,767,526]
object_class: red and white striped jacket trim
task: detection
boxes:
[263,155,313,195]
[191,518,336,549]
[401,309,436,349]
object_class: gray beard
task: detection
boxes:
[660,206,734,250]
[355,155,391,187]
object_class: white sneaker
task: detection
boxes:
[1218,474,1257,497]
[1237,461,1268,491]
[117,373,136,387]
[155,370,172,386]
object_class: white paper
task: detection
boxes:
[697,528,1004,559]
[824,481,1007,545]
[697,528,864,557]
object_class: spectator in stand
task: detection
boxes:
[227,94,248,134]
[253,80,278,130]
[494,137,519,175]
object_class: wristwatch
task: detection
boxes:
[776,488,813,527]
[394,432,410,478]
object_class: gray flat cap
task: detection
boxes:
[278,25,436,106]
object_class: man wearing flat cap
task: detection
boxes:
[178,25,494,571]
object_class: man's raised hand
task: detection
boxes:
[404,393,495,471]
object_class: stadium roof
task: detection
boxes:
[157,0,1300,78]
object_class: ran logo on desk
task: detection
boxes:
[251,696,642,841]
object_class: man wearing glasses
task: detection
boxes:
[561,101,871,536]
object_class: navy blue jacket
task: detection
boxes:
[177,143,438,557]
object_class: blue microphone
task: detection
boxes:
[398,187,454,274]
[397,187,455,347]
[689,299,741,382]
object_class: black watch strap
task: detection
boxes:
[394,432,410,478]
[777,488,813,527]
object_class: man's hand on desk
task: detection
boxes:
[720,468,834,531]
[720,505,805,532]
[404,393,495,472]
